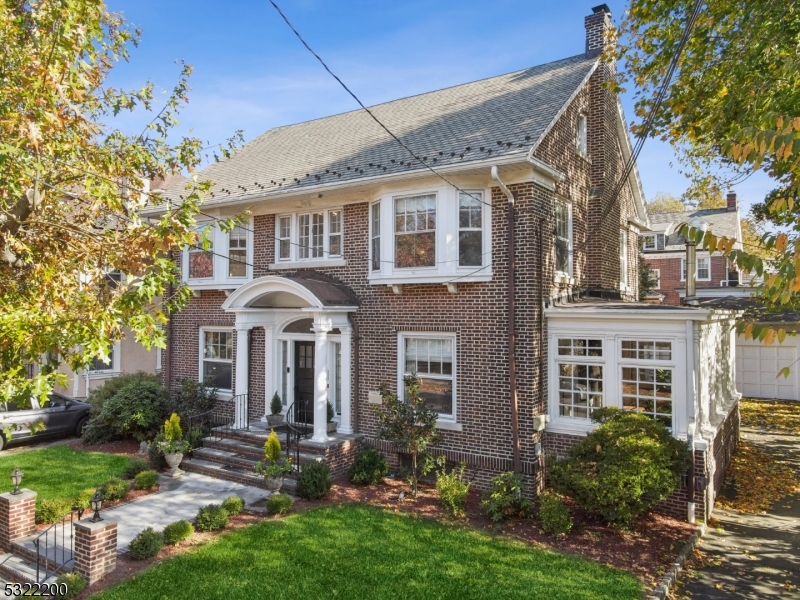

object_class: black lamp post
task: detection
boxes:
[10,467,23,495]
[89,489,104,522]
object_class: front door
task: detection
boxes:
[294,341,315,424]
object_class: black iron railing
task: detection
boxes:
[283,401,311,470]
[186,394,249,452]
[32,508,81,583]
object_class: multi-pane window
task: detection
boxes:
[228,226,247,277]
[681,257,711,281]
[554,200,571,275]
[458,191,482,267]
[622,340,672,361]
[641,234,656,251]
[621,367,673,428]
[188,225,214,279]
[402,336,453,418]
[89,346,114,372]
[558,338,603,357]
[395,194,436,268]
[201,330,233,391]
[558,363,603,419]
[333,342,342,415]
[329,210,342,257]
[371,202,381,271]
[619,229,628,287]
[576,114,588,156]
[299,212,324,259]
[278,216,291,260]
[650,269,661,289]
[280,340,288,406]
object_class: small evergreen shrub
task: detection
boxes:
[124,457,151,480]
[549,409,691,526]
[35,498,73,524]
[480,472,533,522]
[128,527,163,560]
[53,572,86,600]
[348,447,389,485]
[134,470,159,490]
[270,391,282,415]
[327,400,335,422]
[266,493,293,515]
[72,488,95,511]
[163,520,194,545]
[101,476,130,502]
[221,495,245,515]
[538,490,573,535]
[264,429,282,462]
[297,461,332,500]
[436,462,471,517]
[195,504,229,531]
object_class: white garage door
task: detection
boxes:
[736,336,799,400]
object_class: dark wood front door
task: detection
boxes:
[294,341,315,424]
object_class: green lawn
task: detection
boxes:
[0,446,130,506]
[93,505,641,600]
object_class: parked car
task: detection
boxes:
[0,392,90,450]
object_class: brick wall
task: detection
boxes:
[0,490,36,551]
[645,255,729,306]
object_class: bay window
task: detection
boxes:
[371,202,381,271]
[200,329,233,392]
[184,219,253,286]
[228,226,247,278]
[458,191,483,267]
[189,225,214,279]
[395,194,436,268]
[400,334,455,419]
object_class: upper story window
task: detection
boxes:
[189,225,214,279]
[554,199,572,276]
[228,226,247,278]
[275,210,344,264]
[576,114,588,156]
[371,202,381,271]
[619,229,628,289]
[458,191,483,267]
[641,234,656,251]
[681,257,711,281]
[395,194,436,268]
[184,219,253,287]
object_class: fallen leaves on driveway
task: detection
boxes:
[739,398,800,435]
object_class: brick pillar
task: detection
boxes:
[0,489,37,551]
[73,518,118,585]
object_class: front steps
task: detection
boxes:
[0,531,74,586]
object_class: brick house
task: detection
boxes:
[154,5,740,522]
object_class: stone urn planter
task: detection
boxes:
[164,452,185,478]
[266,413,284,427]
[326,421,338,434]
[264,476,283,493]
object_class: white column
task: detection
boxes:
[338,326,353,434]
[234,326,252,429]
[311,314,333,443]
[262,326,275,421]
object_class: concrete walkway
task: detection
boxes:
[104,471,270,552]
[679,427,800,599]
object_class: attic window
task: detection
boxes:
[576,114,588,156]
[641,234,656,251]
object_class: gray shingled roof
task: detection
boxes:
[648,209,740,250]
[165,54,597,203]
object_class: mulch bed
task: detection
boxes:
[63,438,143,458]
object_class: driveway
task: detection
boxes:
[678,423,800,598]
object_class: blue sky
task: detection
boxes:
[106,0,774,213]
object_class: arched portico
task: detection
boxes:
[222,273,358,442]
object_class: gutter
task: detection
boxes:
[491,165,521,474]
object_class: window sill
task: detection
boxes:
[187,281,243,291]
[545,419,596,436]
[553,273,574,285]
[270,258,347,270]
[435,420,463,432]
[87,371,120,380]
[369,271,492,286]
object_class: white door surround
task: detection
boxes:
[221,276,358,441]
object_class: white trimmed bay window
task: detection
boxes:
[200,328,233,392]
[398,333,456,421]
[555,338,603,419]
[273,209,345,267]
[183,219,253,288]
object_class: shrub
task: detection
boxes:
[124,457,151,480]
[297,461,332,500]
[270,391,282,416]
[163,520,194,545]
[134,470,159,490]
[83,378,166,444]
[195,504,229,531]
[101,476,130,502]
[436,462,471,517]
[72,488,95,510]
[164,378,218,420]
[348,447,389,485]
[36,498,73,524]
[128,527,164,560]
[264,429,282,462]
[86,372,160,416]
[327,400,335,422]
[549,409,691,526]
[266,493,293,515]
[538,490,573,535]
[148,432,168,471]
[221,495,245,515]
[480,472,533,522]
[53,572,86,600]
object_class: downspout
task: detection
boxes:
[165,282,173,392]
[348,314,360,433]
[491,166,521,474]
[686,318,697,524]
[538,218,546,463]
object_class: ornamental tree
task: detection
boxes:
[0,0,241,406]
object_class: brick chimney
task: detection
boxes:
[727,191,738,212]
[585,4,612,58]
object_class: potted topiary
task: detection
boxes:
[255,429,293,492]
[159,413,191,478]
[266,392,284,427]
[327,400,337,434]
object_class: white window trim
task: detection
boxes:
[553,338,605,422]
[369,200,381,273]
[576,113,588,157]
[457,190,487,269]
[87,341,121,378]
[183,218,254,288]
[620,228,629,291]
[393,191,438,272]
[650,268,661,290]
[641,233,656,251]
[397,332,460,429]
[618,339,677,431]
[553,198,573,280]
[680,256,712,282]
[270,209,346,269]
[199,327,234,395]
[369,185,492,285]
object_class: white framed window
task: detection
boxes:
[681,257,711,281]
[200,328,233,392]
[395,194,436,269]
[576,114,588,156]
[650,268,661,289]
[398,333,455,420]
[188,224,214,279]
[556,338,603,420]
[619,229,628,289]
[620,340,674,429]
[621,340,672,361]
[332,342,342,415]
[89,345,116,373]
[458,191,483,267]
[227,226,247,278]
[184,219,253,286]
[274,210,344,264]
[641,234,656,251]
[554,199,572,276]
[277,216,291,261]
[371,202,381,271]
[329,210,342,257]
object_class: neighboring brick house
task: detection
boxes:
[153,5,740,522]
[642,192,743,306]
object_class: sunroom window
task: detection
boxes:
[621,367,673,428]
[556,338,603,419]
